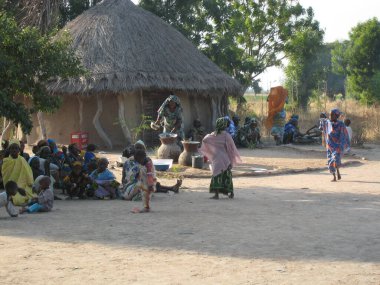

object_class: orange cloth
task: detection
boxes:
[265,86,288,130]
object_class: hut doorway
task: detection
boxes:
[141,91,168,147]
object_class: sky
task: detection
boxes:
[131,0,380,89]
[260,0,380,89]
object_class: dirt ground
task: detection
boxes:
[0,144,379,284]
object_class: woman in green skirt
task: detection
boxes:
[200,117,242,199]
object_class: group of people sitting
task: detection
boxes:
[281,113,353,146]
[0,138,182,217]
[224,115,263,148]
[186,115,263,149]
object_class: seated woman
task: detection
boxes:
[187,119,206,142]
[283,117,301,144]
[83,144,97,172]
[2,140,35,205]
[36,145,60,188]
[47,139,65,167]
[64,143,83,168]
[237,117,262,148]
[63,161,92,199]
[90,158,119,199]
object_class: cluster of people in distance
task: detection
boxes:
[0,137,184,217]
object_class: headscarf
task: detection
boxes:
[215,117,229,134]
[157,94,183,114]
[72,161,82,168]
[291,114,299,121]
[331,108,341,119]
[47,138,59,154]
[28,156,39,165]
[134,140,146,150]
[37,145,51,156]
[289,118,298,125]
[250,118,258,125]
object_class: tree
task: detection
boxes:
[139,0,207,46]
[0,12,84,134]
[332,18,380,103]
[59,0,101,27]
[1,0,60,32]
[139,0,321,90]
[284,26,324,108]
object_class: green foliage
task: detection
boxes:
[59,0,101,27]
[284,26,325,108]
[139,0,206,46]
[130,114,152,143]
[139,0,320,91]
[332,18,380,104]
[0,12,84,134]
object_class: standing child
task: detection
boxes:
[0,181,26,217]
[20,176,54,213]
[200,117,242,199]
[344,118,353,143]
[130,150,155,213]
[320,109,350,182]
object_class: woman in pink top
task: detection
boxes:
[200,117,242,199]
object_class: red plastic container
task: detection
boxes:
[70,132,89,150]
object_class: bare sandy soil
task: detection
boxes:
[0,144,379,284]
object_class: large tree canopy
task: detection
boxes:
[6,0,322,92]
[140,0,321,89]
[332,18,380,103]
[284,26,324,108]
[0,11,84,134]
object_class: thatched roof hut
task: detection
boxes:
[30,0,242,148]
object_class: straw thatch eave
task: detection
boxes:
[47,0,242,97]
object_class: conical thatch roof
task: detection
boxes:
[48,0,242,96]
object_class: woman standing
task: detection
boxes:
[320,109,350,182]
[200,117,242,199]
[154,94,184,140]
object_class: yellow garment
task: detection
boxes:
[265,86,288,130]
[2,155,35,205]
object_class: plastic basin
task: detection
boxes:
[152,159,173,171]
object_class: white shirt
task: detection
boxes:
[0,192,18,217]
[346,126,352,142]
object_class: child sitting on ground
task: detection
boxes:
[63,161,92,199]
[0,181,26,217]
[20,176,54,214]
[90,158,119,199]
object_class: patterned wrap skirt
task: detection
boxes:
[210,169,233,195]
